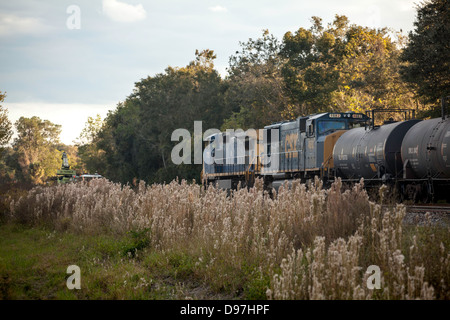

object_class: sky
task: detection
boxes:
[0,0,419,145]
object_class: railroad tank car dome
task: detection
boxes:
[333,119,421,180]
[401,118,450,179]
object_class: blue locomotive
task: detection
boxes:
[202,111,369,190]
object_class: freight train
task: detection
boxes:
[201,106,450,202]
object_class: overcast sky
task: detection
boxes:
[0,0,419,144]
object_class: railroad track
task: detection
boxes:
[406,204,450,213]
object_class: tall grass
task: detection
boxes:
[7,178,450,299]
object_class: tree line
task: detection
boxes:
[1,0,448,186]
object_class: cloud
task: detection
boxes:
[102,0,146,23]
[209,5,228,13]
[0,13,49,36]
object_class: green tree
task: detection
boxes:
[280,16,344,115]
[0,92,13,150]
[91,50,229,184]
[132,49,227,183]
[223,30,291,129]
[331,25,415,114]
[76,114,104,146]
[0,147,16,184]
[76,114,107,175]
[401,0,450,113]
[13,117,62,184]
[279,15,416,117]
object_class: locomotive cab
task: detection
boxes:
[262,112,369,187]
[304,113,369,173]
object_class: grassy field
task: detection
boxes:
[1,178,449,300]
[0,223,237,300]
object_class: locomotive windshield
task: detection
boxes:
[318,120,346,135]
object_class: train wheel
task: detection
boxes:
[405,183,419,202]
[420,181,431,203]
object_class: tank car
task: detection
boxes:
[402,118,450,179]
[400,117,450,201]
[333,119,421,182]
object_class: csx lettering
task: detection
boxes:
[285,133,298,158]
